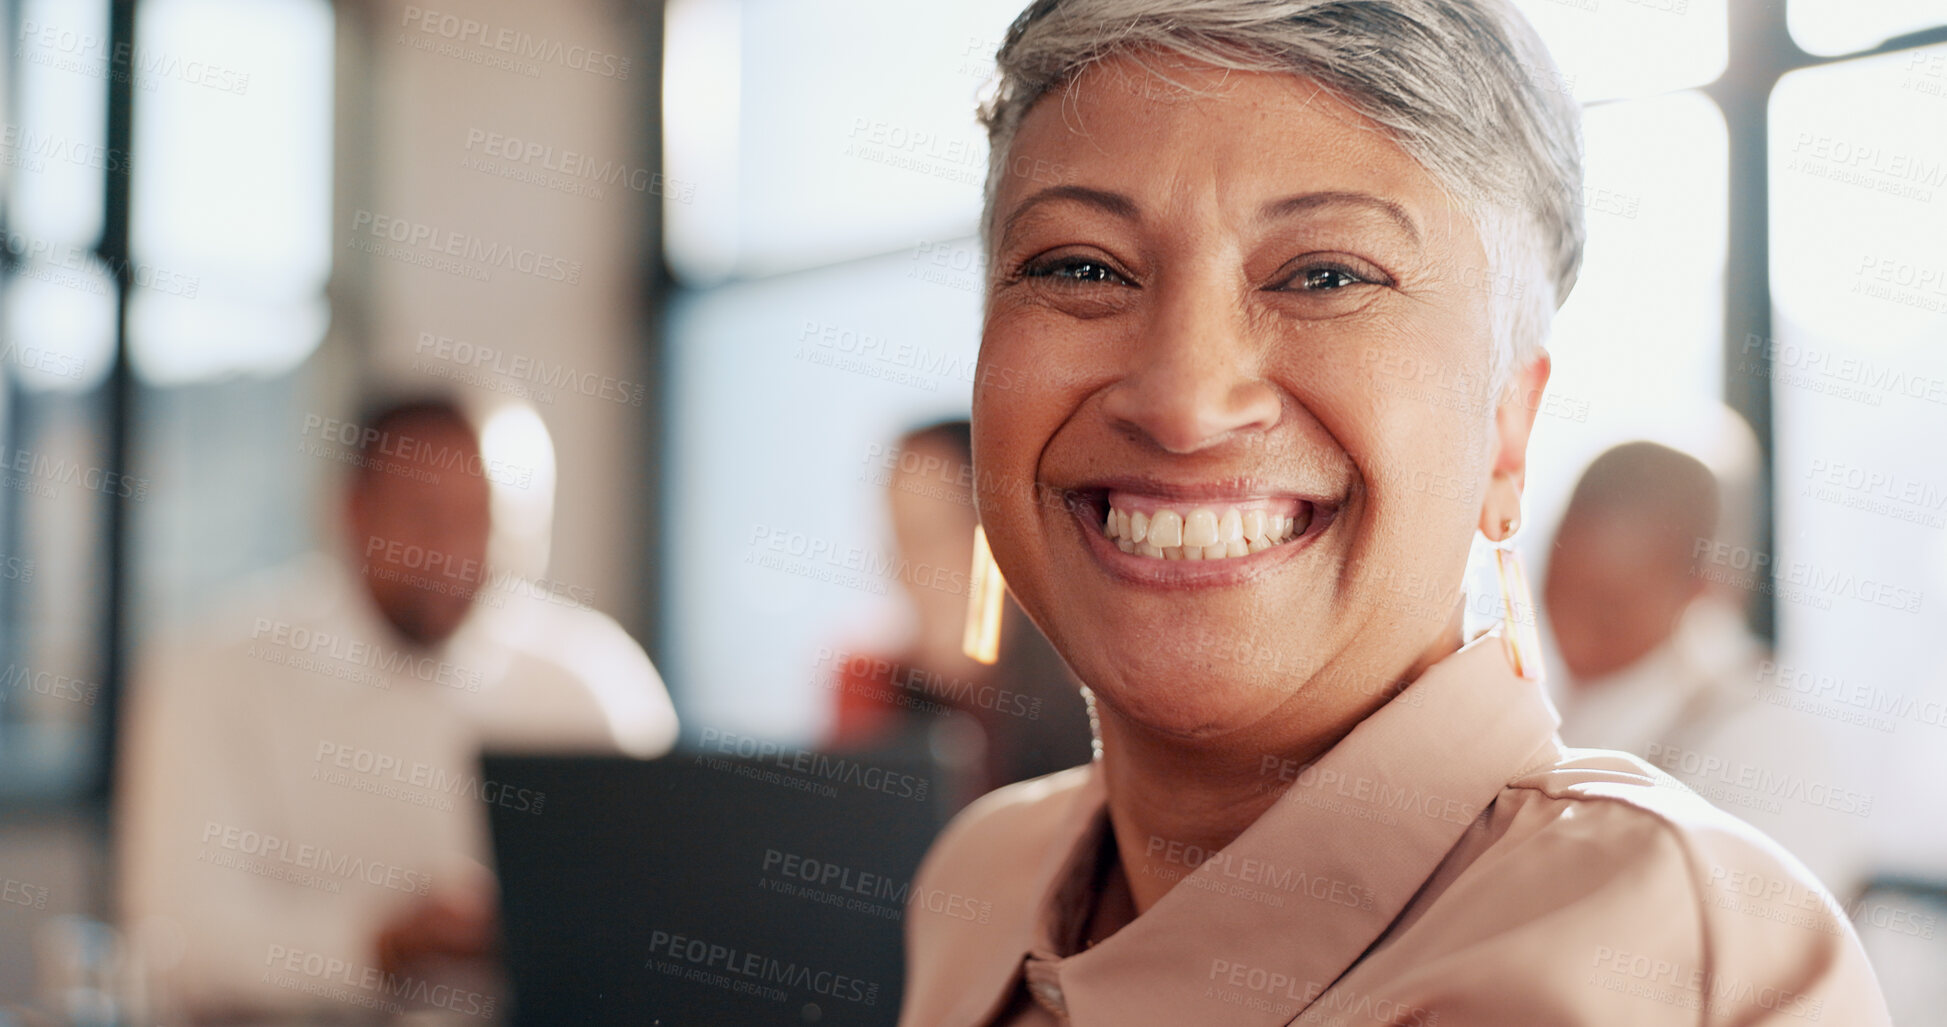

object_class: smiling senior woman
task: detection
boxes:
[898,1,1891,1025]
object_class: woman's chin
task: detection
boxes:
[1089,674,1295,746]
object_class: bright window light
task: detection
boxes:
[1789,0,1947,58]
[1509,0,1728,103]
[127,0,333,383]
[662,0,1024,283]
[10,0,111,247]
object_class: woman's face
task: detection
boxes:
[974,56,1545,741]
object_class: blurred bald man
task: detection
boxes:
[118,398,677,1023]
[1547,443,1739,735]
[1545,440,1862,894]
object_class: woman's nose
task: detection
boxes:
[1097,277,1282,454]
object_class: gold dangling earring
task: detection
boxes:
[1491,516,1544,682]
[962,524,1005,664]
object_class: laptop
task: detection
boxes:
[483,742,948,1026]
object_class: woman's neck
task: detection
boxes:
[1096,625,1465,915]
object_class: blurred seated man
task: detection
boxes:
[117,397,678,1022]
[1545,438,1860,892]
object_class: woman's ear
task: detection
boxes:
[1478,350,1551,538]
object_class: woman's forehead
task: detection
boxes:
[996,55,1454,231]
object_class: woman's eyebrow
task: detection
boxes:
[1258,191,1421,245]
[998,185,1140,247]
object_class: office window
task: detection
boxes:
[1769,40,1947,892]
[0,0,333,802]
[1526,90,1728,525]
[0,0,118,799]
[1508,0,1726,101]
[1789,0,1947,58]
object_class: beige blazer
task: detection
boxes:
[900,633,1890,1025]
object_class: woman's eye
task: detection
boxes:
[1290,266,1365,291]
[1025,257,1129,286]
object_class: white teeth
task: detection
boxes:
[1218,509,1243,543]
[1182,508,1219,548]
[1100,495,1320,562]
[1148,510,1184,548]
[1103,498,1318,562]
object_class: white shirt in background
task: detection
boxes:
[116,552,678,1018]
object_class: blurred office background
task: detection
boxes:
[0,0,1943,1019]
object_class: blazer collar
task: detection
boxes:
[934,766,1110,1026]
[972,632,1562,1025]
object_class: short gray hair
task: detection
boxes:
[977,0,1584,393]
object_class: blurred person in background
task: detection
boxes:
[826,419,1094,810]
[1545,436,1863,892]
[116,396,678,1022]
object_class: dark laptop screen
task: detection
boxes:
[484,747,946,1026]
